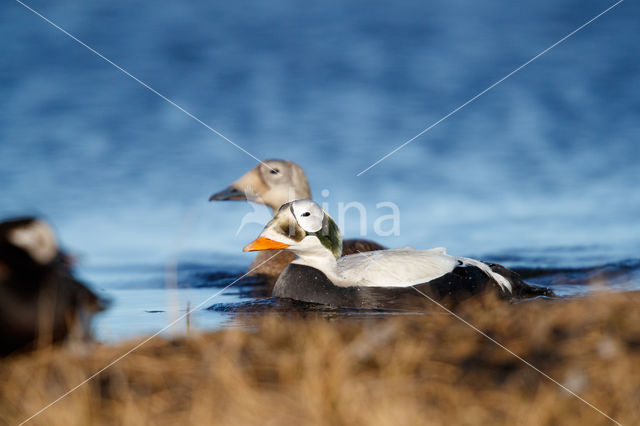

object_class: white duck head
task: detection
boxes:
[243,199,343,259]
[210,160,311,212]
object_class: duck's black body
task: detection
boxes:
[0,218,107,356]
[273,263,553,310]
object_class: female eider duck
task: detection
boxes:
[210,159,385,284]
[243,200,553,310]
[0,217,107,356]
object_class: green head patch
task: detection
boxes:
[309,214,342,258]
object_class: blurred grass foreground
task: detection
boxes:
[2,291,639,426]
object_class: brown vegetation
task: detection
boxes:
[1,291,639,425]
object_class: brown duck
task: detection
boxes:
[210,160,385,284]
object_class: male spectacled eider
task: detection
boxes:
[243,200,553,310]
[0,218,107,356]
[209,160,385,284]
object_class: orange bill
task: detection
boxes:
[243,236,290,252]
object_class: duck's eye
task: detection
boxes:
[270,168,280,175]
[292,201,324,233]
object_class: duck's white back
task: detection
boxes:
[334,247,459,287]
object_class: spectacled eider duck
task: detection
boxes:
[209,159,385,284]
[0,218,107,356]
[243,200,553,310]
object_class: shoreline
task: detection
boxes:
[2,290,639,425]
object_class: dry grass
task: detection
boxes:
[1,291,639,426]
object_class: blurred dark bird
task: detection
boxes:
[0,217,107,356]
[210,159,385,285]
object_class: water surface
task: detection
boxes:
[1,0,638,341]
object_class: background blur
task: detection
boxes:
[1,0,638,337]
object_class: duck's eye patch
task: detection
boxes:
[302,212,311,217]
[270,168,280,174]
[277,218,305,240]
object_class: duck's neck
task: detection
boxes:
[290,241,341,282]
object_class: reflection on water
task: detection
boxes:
[88,255,640,342]
[94,288,234,342]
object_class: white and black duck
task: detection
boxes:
[243,200,553,310]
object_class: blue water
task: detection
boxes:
[1,0,639,340]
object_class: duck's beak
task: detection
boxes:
[243,236,290,252]
[209,185,247,201]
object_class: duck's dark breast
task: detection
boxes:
[273,263,510,311]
